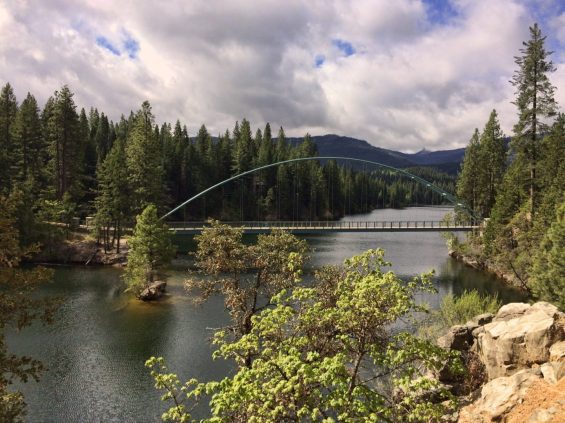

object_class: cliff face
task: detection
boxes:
[438,302,565,422]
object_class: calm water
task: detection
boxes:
[8,207,525,422]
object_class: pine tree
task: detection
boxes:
[94,139,130,252]
[45,86,84,202]
[456,129,481,217]
[530,201,565,308]
[123,204,175,297]
[0,83,18,193]
[125,101,164,215]
[477,110,506,217]
[511,23,557,216]
[11,93,45,190]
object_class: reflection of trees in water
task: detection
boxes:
[436,259,527,303]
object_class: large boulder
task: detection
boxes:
[139,281,167,301]
[458,368,542,421]
[475,302,565,379]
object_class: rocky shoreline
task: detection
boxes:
[30,237,128,266]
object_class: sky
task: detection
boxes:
[0,0,564,152]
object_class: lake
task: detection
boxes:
[8,207,525,422]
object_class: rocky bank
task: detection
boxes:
[439,302,565,422]
[31,237,128,266]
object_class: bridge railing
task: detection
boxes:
[167,220,478,230]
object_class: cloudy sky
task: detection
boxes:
[1,0,564,152]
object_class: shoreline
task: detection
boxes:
[448,249,529,292]
[28,237,128,267]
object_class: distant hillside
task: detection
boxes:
[287,134,465,175]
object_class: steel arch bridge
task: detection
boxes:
[162,156,474,221]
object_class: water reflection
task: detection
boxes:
[9,207,525,422]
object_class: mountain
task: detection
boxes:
[287,134,465,174]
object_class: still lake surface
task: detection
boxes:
[9,207,525,422]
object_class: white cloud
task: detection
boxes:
[0,0,562,151]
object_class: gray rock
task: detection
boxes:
[138,281,167,301]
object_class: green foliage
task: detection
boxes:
[187,221,309,341]
[93,138,130,252]
[456,129,481,216]
[530,201,565,309]
[126,101,164,215]
[149,249,461,422]
[0,194,60,421]
[420,290,500,341]
[511,23,557,216]
[123,204,175,296]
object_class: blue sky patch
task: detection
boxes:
[123,33,140,59]
[315,54,325,68]
[332,39,355,57]
[422,0,458,25]
[96,36,120,56]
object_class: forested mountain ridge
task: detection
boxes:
[286,133,469,173]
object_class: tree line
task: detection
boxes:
[455,23,564,306]
[0,83,455,250]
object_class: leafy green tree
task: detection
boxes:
[530,201,565,309]
[126,101,164,214]
[148,249,460,422]
[0,194,60,422]
[123,204,175,297]
[186,221,308,343]
[511,23,557,216]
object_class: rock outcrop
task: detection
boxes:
[475,302,565,379]
[437,302,565,422]
[138,281,167,301]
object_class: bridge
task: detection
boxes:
[163,156,477,234]
[168,220,478,234]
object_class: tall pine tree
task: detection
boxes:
[511,23,557,216]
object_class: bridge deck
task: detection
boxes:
[168,221,478,234]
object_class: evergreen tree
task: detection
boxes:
[123,204,175,297]
[477,110,506,217]
[11,93,45,190]
[0,83,18,193]
[45,86,84,202]
[94,139,130,252]
[125,101,164,215]
[511,23,557,216]
[530,201,565,308]
[456,129,481,217]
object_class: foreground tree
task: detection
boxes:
[186,221,309,344]
[123,204,175,297]
[0,194,60,421]
[148,249,461,422]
